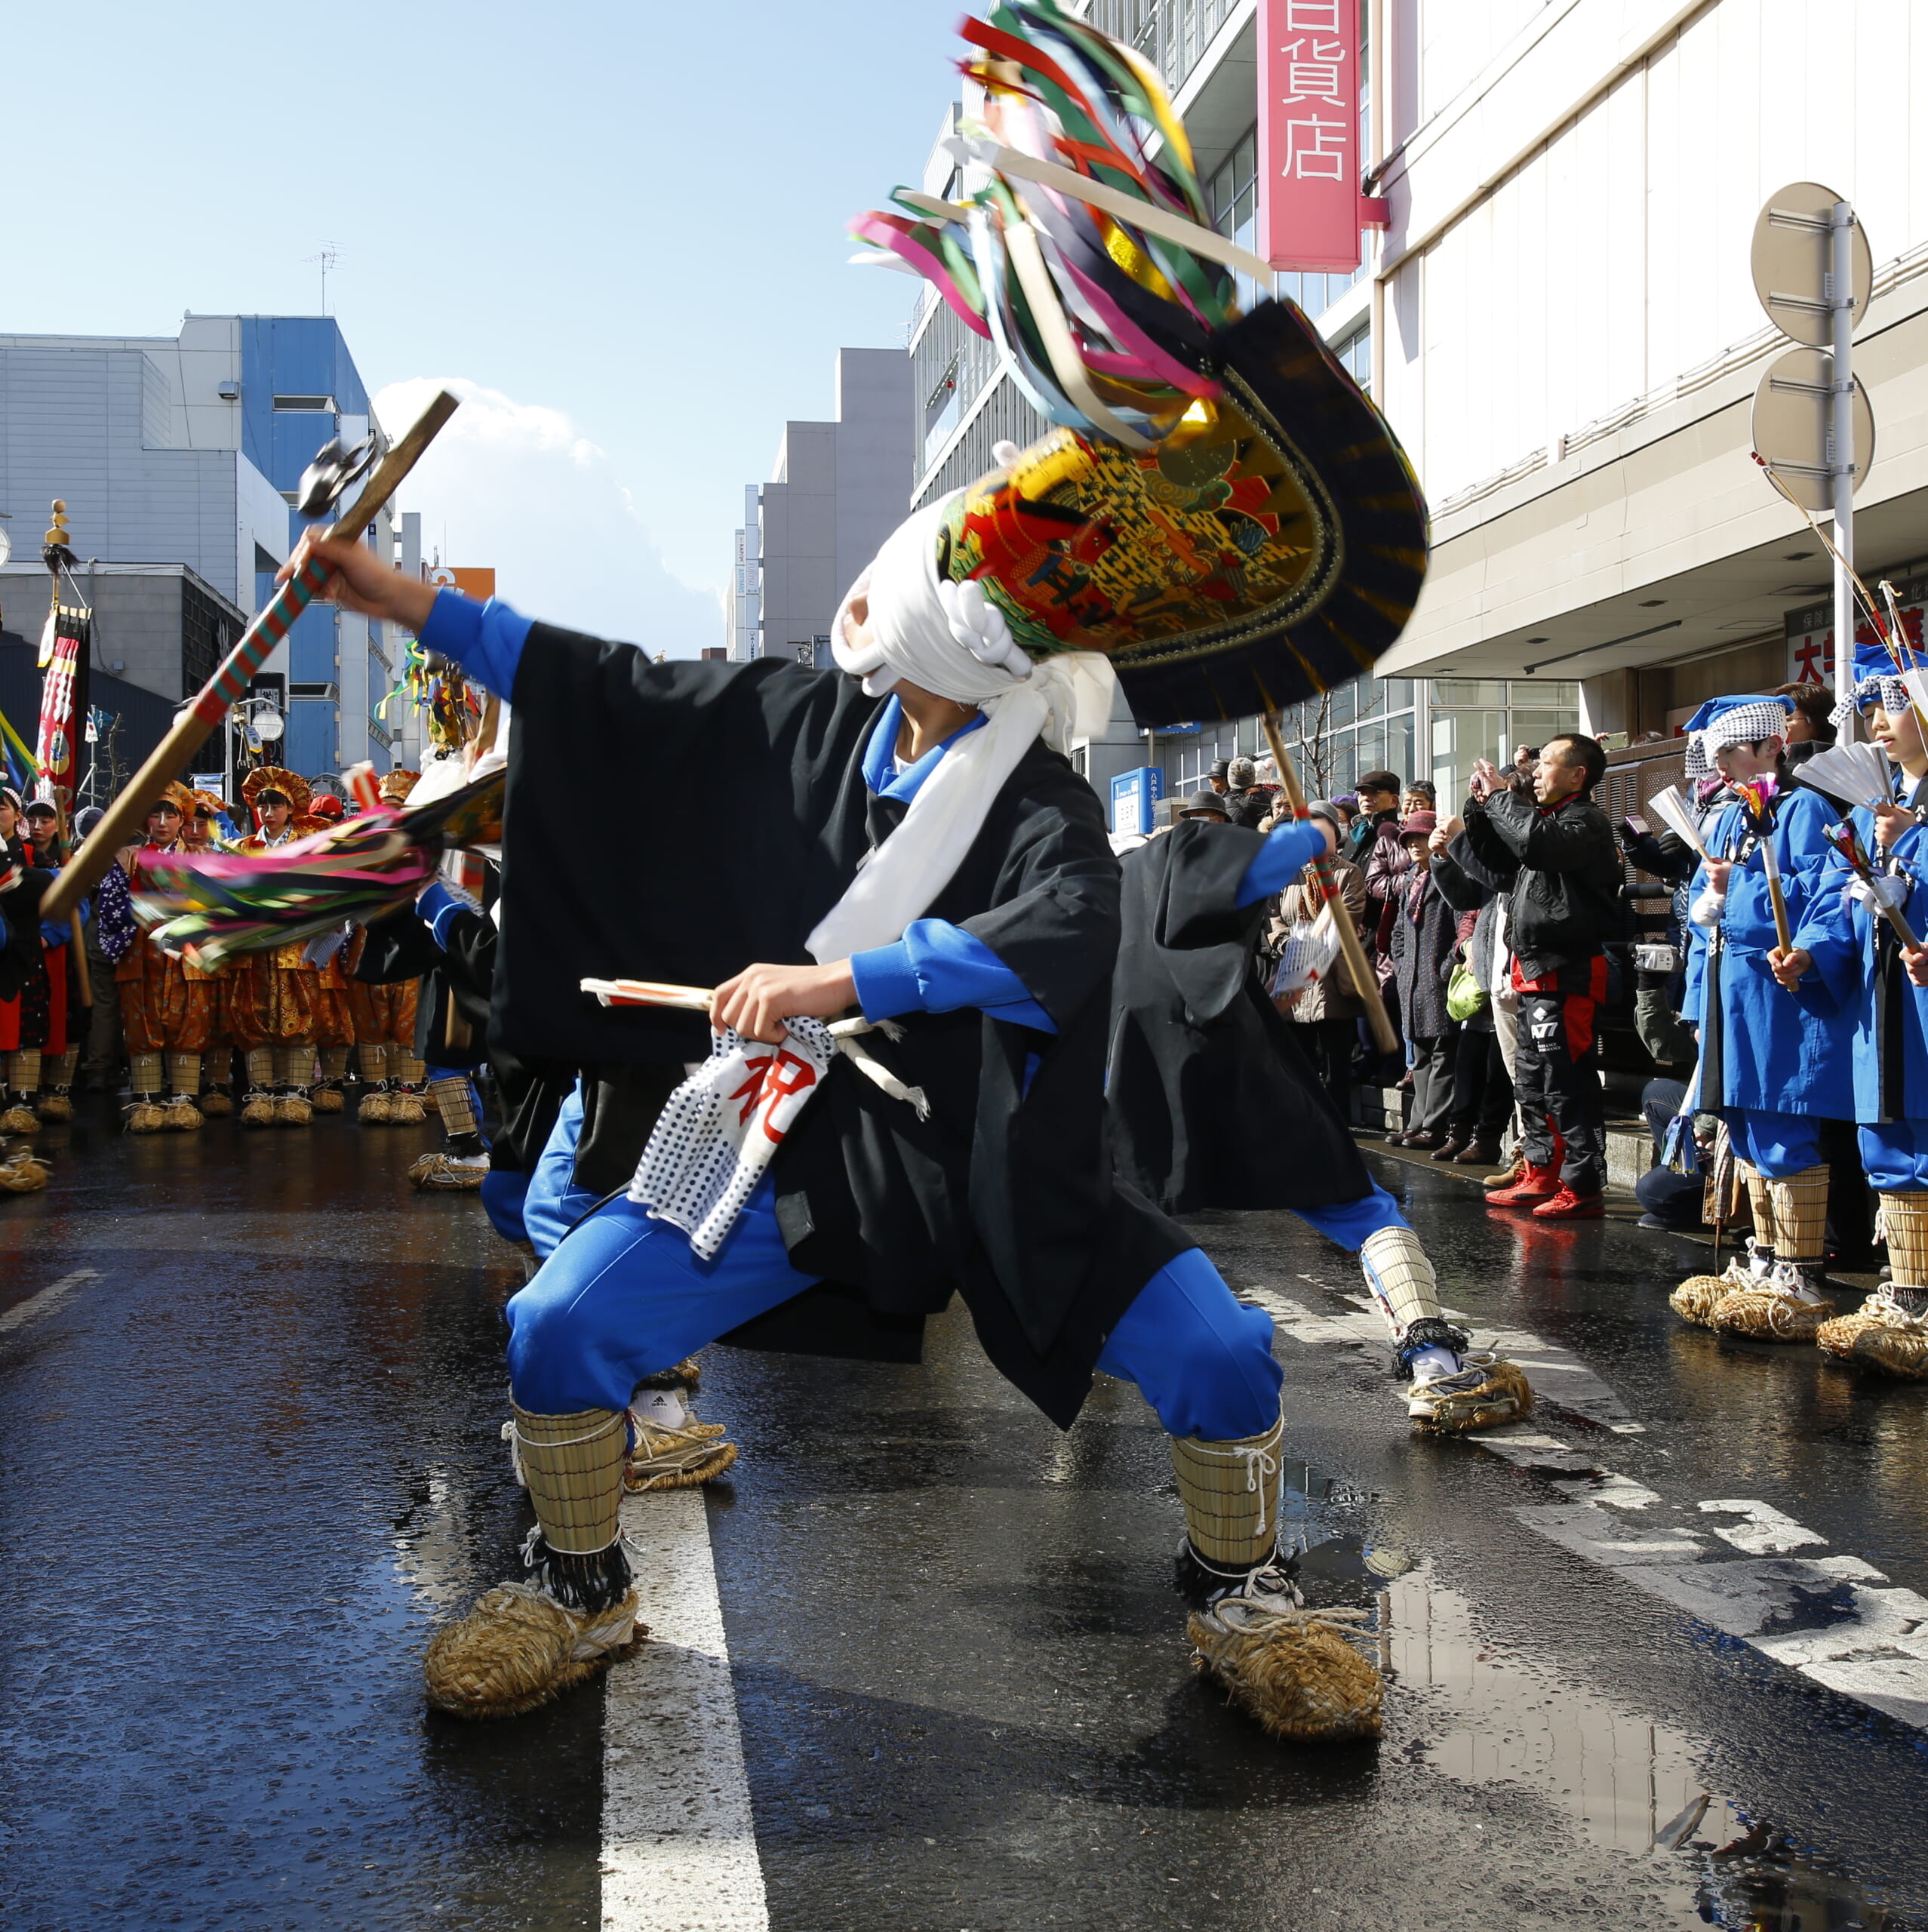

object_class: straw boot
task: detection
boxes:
[312,1045,349,1114]
[425,1404,643,1719]
[1819,1192,1928,1377]
[125,1054,168,1134]
[1712,1166,1834,1341]
[272,1047,315,1126]
[162,1052,204,1131]
[623,1358,737,1493]
[1,1050,42,1135]
[199,1049,235,1118]
[36,1047,78,1121]
[0,1140,49,1192]
[355,1043,393,1121]
[1360,1226,1531,1431]
[408,1076,490,1189]
[389,1051,427,1123]
[1673,1162,1772,1326]
[240,1049,277,1128]
[1173,1411,1382,1743]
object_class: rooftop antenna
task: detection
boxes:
[303,243,340,315]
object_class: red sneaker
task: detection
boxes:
[1530,1186,1604,1220]
[1484,1161,1561,1208]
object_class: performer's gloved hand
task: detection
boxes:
[712,961,859,1045]
[1907,945,1928,989]
[1845,872,1909,913]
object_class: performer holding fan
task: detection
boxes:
[268,0,1428,1742]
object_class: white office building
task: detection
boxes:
[899,0,1928,817]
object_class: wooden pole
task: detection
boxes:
[1260,711,1398,1054]
[42,391,459,923]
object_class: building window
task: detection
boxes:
[1178,674,1418,801]
[272,395,335,412]
[1428,680,1580,803]
[1332,322,1371,389]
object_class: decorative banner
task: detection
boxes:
[1785,571,1928,687]
[1256,0,1363,274]
[34,607,91,807]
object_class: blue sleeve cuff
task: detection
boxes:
[1235,820,1329,909]
[850,940,923,1023]
[417,879,468,950]
[418,589,532,699]
[850,921,1057,1032]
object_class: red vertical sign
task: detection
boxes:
[1256,0,1362,273]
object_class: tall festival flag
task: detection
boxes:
[34,499,91,825]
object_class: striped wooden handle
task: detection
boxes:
[42,391,460,922]
[1261,712,1398,1056]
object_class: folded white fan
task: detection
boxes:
[1797,738,1893,812]
[1645,784,1710,860]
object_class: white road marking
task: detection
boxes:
[1244,1275,1646,1432]
[602,1486,769,1932]
[0,1268,100,1336]
[1487,1420,1928,1730]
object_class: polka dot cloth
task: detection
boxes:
[629,1017,837,1260]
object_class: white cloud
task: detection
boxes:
[371,377,722,657]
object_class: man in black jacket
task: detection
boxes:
[1459,734,1624,1217]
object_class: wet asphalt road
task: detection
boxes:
[5,1103,1928,1930]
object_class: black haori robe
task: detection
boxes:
[490,623,1191,1426]
[1107,820,1373,1216]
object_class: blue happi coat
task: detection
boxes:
[1683,783,1853,1116]
[1791,772,1928,1124]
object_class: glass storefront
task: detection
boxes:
[1164,675,1580,808]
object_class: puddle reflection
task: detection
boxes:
[1281,1461,1911,1927]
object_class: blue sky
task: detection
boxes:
[2,0,965,652]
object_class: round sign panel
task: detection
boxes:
[1751,182,1873,347]
[1751,344,1875,513]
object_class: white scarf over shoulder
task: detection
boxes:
[807,489,1116,964]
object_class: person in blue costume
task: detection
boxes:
[1668,693,1854,1340]
[1108,790,1533,1433]
[286,520,1387,1744]
[1775,641,1928,1376]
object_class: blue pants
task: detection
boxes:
[506,1175,1283,1441]
[1724,1108,1824,1180]
[1859,1121,1928,1192]
[525,1086,601,1259]
[481,1168,530,1243]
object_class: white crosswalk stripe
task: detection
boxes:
[1255,1266,1928,1729]
[0,1269,100,1337]
[603,1487,769,1932]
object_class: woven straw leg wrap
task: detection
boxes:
[1171,1411,1284,1573]
[430,1076,479,1137]
[6,1049,41,1094]
[1883,1191,1928,1287]
[1741,1164,1774,1253]
[166,1052,201,1096]
[320,1046,350,1078]
[1766,1165,1828,1265]
[51,1046,77,1085]
[395,1052,425,1085]
[130,1052,162,1099]
[512,1406,629,1555]
[246,1048,274,1089]
[288,1045,316,1088]
[1359,1226,1442,1337]
[357,1041,388,1082]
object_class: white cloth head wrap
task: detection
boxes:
[806,491,1117,964]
